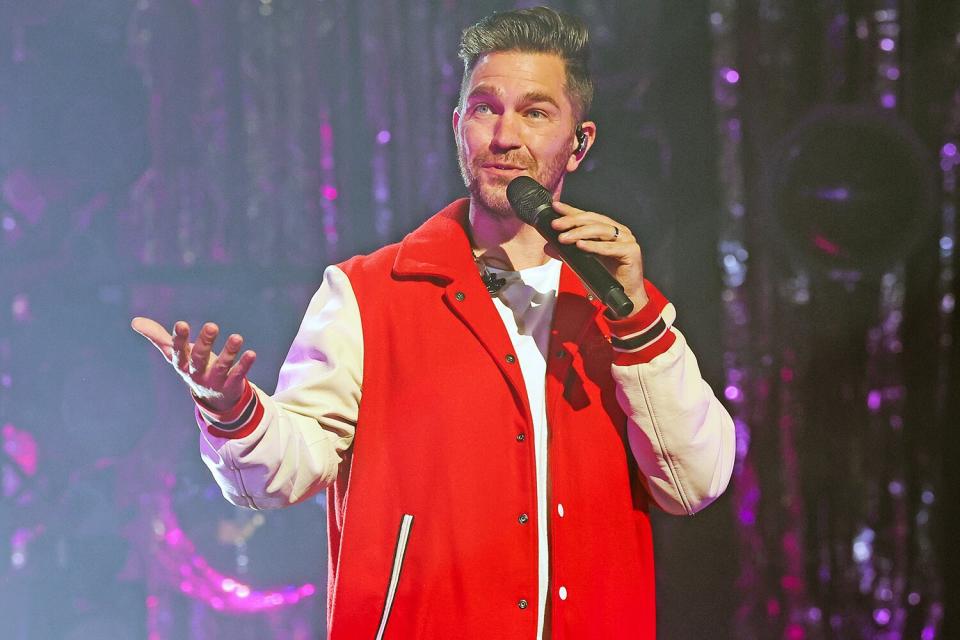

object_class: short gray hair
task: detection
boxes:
[457,7,594,120]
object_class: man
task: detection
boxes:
[133,7,734,639]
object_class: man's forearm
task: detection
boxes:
[196,265,363,509]
[607,281,736,515]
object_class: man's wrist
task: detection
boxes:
[195,380,253,424]
[625,290,650,317]
[605,279,676,365]
[196,380,264,439]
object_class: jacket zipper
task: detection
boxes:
[374,513,414,640]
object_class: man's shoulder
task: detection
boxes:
[336,240,403,278]
[337,198,471,282]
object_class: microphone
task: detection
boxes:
[506,176,634,319]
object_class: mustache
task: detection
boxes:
[472,154,535,170]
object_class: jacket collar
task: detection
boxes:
[393,197,606,315]
[393,198,474,282]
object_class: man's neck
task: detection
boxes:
[468,198,552,271]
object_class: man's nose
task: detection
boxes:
[490,112,522,152]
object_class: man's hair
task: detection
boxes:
[457,6,594,120]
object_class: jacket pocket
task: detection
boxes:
[374,513,414,640]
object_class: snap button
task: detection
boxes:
[557,503,565,518]
[558,586,568,601]
[516,433,525,442]
[505,354,516,364]
[454,291,465,301]
[518,599,528,610]
[518,513,529,524]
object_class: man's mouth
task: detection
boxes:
[482,163,526,171]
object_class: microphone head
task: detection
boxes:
[506,176,552,224]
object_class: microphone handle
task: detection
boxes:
[531,208,635,319]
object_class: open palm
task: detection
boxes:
[131,317,256,413]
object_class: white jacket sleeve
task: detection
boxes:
[607,286,736,516]
[196,265,362,509]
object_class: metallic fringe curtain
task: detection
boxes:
[711,1,950,638]
[1,1,954,638]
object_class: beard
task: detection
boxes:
[457,144,570,219]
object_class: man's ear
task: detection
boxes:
[566,120,596,173]
[452,107,461,138]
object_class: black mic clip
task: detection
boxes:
[481,270,507,296]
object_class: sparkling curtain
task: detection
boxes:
[1,1,955,638]
[121,0,470,270]
[710,1,951,638]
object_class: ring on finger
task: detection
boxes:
[611,224,620,240]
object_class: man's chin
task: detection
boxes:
[472,187,515,219]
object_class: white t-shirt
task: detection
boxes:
[485,258,562,640]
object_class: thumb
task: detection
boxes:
[131,316,174,359]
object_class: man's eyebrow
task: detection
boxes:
[465,85,561,109]
[466,84,503,101]
[519,91,560,109]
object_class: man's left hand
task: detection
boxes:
[549,201,649,315]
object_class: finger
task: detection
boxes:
[575,238,641,257]
[131,317,175,360]
[549,201,593,231]
[550,200,589,217]
[551,210,619,233]
[172,321,192,369]
[223,351,257,396]
[558,223,631,244]
[190,322,220,375]
[208,334,244,386]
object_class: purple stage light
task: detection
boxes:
[724,385,741,401]
[785,623,806,639]
[2,423,37,476]
[873,608,891,625]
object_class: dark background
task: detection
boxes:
[0,1,956,638]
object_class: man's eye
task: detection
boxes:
[526,109,547,119]
[473,104,492,115]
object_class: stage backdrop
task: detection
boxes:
[0,1,956,638]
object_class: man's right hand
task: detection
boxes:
[131,317,257,413]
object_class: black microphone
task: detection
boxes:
[506,176,634,319]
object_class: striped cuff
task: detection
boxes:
[605,279,677,365]
[195,380,263,439]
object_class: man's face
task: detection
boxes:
[453,51,590,218]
